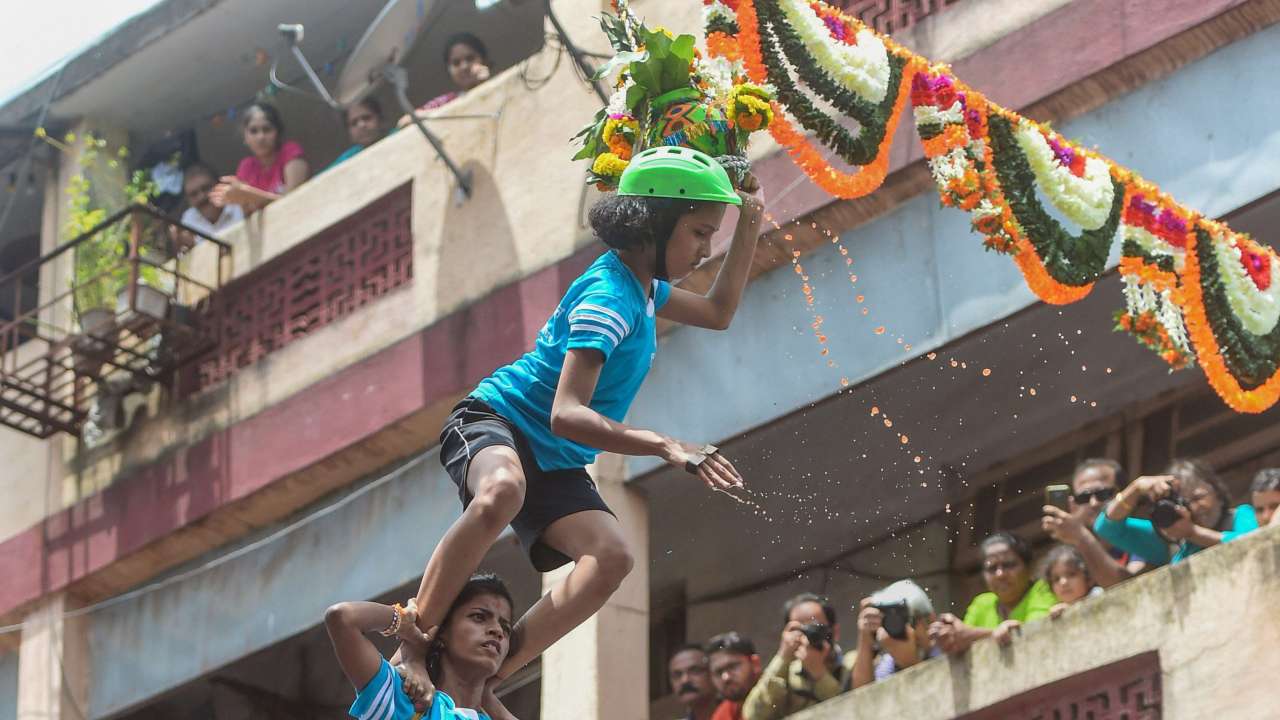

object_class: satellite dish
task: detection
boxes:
[271,0,473,200]
[334,0,437,107]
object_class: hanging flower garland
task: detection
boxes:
[696,0,1280,411]
[1181,221,1280,412]
[721,0,918,198]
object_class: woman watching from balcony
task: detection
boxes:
[210,102,310,214]
[1095,458,1258,567]
[929,532,1057,654]
[326,573,519,719]
[397,33,492,128]
[393,147,764,716]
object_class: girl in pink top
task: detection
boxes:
[212,103,310,213]
[397,33,491,128]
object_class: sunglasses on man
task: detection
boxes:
[1073,487,1117,504]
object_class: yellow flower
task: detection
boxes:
[64,132,76,143]
[592,152,629,177]
[651,26,676,39]
[34,127,46,138]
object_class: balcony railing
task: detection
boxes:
[0,205,231,438]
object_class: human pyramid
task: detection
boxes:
[320,0,1280,717]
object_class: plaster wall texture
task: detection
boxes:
[790,525,1280,720]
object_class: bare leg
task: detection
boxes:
[412,445,527,632]
[496,509,634,678]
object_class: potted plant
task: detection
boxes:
[58,133,160,375]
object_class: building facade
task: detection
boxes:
[0,0,1278,718]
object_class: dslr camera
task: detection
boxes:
[1151,492,1190,529]
[799,622,834,650]
[871,599,912,641]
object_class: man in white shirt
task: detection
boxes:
[177,164,243,247]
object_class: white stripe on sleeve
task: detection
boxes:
[575,303,631,334]
[359,668,395,720]
[569,322,622,348]
[568,309,629,338]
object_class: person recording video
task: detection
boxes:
[850,580,940,689]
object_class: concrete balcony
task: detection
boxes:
[793,525,1279,719]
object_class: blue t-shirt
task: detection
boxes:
[474,250,671,470]
[349,659,487,720]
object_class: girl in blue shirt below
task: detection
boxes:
[396,147,765,710]
[326,573,520,720]
[1095,458,1259,566]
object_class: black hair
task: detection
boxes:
[981,531,1032,566]
[1073,458,1126,489]
[588,194,703,253]
[240,102,285,149]
[670,642,708,660]
[705,631,756,657]
[426,573,517,685]
[182,163,217,183]
[1042,544,1090,585]
[443,32,489,65]
[1165,457,1232,529]
[1251,468,1280,495]
[349,96,383,121]
[781,592,837,628]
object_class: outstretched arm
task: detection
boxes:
[550,348,743,490]
[658,175,765,330]
[325,601,432,690]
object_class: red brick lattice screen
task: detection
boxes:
[188,182,413,393]
[837,0,964,35]
[957,651,1162,720]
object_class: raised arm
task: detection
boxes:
[324,601,432,690]
[658,175,765,330]
[550,348,742,490]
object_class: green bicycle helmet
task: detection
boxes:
[618,146,742,206]
[617,146,742,280]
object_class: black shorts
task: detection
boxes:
[439,396,613,572]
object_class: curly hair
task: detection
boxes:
[587,194,706,252]
[425,573,518,685]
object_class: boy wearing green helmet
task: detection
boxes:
[396,147,764,711]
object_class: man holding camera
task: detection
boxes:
[742,593,855,720]
[1041,459,1148,588]
[850,580,940,689]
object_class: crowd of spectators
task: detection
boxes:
[666,457,1279,719]
[172,32,492,241]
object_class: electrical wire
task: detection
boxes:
[0,63,66,242]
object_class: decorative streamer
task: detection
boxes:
[704,0,1280,412]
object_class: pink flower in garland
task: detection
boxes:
[1156,208,1188,247]
[1240,246,1272,290]
[822,15,846,41]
